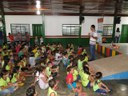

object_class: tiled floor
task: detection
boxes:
[11,63,128,96]
[11,51,128,96]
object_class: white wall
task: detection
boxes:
[82,16,114,35]
[82,16,99,35]
[6,15,128,37]
[5,15,42,36]
[103,16,113,24]
[45,16,79,36]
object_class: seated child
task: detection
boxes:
[83,53,88,63]
[77,46,82,55]
[48,79,59,96]
[33,66,42,84]
[76,82,86,96]
[5,60,13,72]
[80,66,93,88]
[77,55,85,71]
[34,48,41,60]
[0,71,18,96]
[29,52,36,67]
[82,61,95,75]
[46,61,59,78]
[38,66,49,89]
[26,85,38,96]
[55,50,62,62]
[92,72,111,95]
[66,66,77,91]
[82,48,87,55]
[62,52,70,67]
[67,64,79,82]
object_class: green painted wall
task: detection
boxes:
[45,38,89,47]
[30,37,112,47]
[106,38,113,43]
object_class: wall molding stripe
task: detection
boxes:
[45,35,112,38]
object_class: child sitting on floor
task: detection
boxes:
[77,55,85,71]
[76,82,86,96]
[77,46,83,55]
[48,79,59,96]
[33,66,42,84]
[0,71,18,96]
[92,72,111,95]
[26,85,38,96]
[80,66,94,88]
[82,61,95,75]
[62,52,70,67]
[46,61,59,78]
[38,66,49,89]
[66,66,77,91]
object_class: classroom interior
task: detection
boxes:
[0,0,128,96]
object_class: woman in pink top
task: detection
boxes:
[66,66,77,91]
[15,44,21,54]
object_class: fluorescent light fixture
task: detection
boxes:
[36,0,40,5]
[36,0,41,9]
[36,10,40,15]
[36,4,41,9]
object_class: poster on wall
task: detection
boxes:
[97,18,103,44]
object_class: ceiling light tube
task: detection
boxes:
[36,0,40,5]
[36,10,40,15]
[36,4,41,9]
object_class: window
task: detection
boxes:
[10,24,30,40]
[103,25,113,36]
[62,24,80,36]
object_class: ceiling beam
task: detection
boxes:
[4,12,128,16]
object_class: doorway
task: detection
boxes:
[120,25,128,43]
[31,24,44,46]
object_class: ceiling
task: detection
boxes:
[0,0,128,16]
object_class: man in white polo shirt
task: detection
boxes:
[89,25,98,61]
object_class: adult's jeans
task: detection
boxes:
[90,44,96,61]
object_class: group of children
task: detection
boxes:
[27,43,63,96]
[27,42,111,96]
[0,42,32,96]
[0,41,111,96]
[64,44,111,96]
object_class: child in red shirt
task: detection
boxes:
[77,46,83,55]
[66,66,77,91]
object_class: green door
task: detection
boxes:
[31,24,44,46]
[32,24,44,36]
[120,25,128,43]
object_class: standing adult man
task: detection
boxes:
[89,25,98,61]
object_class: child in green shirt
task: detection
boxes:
[48,79,58,96]
[80,66,92,88]
[0,72,18,95]
[46,61,58,78]
[92,72,111,95]
[77,55,84,71]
